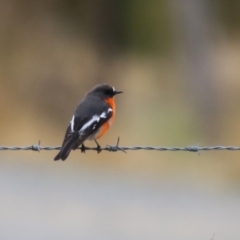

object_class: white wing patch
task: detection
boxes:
[80,115,100,133]
[79,108,113,133]
[100,112,107,118]
[107,108,113,125]
[100,108,112,118]
[70,115,75,132]
[112,86,115,92]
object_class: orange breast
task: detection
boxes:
[95,97,116,139]
[105,97,116,122]
[95,122,110,139]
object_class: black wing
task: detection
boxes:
[54,128,79,161]
[72,107,113,150]
[54,96,112,161]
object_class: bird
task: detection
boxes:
[54,83,123,161]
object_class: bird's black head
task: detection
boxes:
[88,84,123,99]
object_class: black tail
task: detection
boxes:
[54,132,80,161]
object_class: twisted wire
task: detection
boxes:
[1,139,240,153]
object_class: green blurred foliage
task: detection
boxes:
[52,0,240,53]
[1,0,239,55]
[46,0,173,54]
[216,0,240,36]
[123,0,172,54]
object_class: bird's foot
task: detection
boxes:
[81,143,86,153]
[94,139,102,154]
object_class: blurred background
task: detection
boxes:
[1,0,240,239]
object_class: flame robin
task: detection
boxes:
[54,83,123,160]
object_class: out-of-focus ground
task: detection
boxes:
[1,0,240,239]
[1,158,240,240]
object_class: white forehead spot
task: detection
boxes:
[112,86,115,92]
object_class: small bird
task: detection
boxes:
[54,83,123,161]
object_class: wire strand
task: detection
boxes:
[1,138,240,153]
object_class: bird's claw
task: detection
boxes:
[81,144,86,153]
[94,140,102,154]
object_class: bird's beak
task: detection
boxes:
[114,90,123,95]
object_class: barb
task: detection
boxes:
[1,139,240,153]
[107,137,127,153]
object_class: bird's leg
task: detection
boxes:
[94,139,102,154]
[81,143,86,153]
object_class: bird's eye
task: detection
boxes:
[105,89,112,95]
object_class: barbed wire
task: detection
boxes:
[1,138,240,154]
